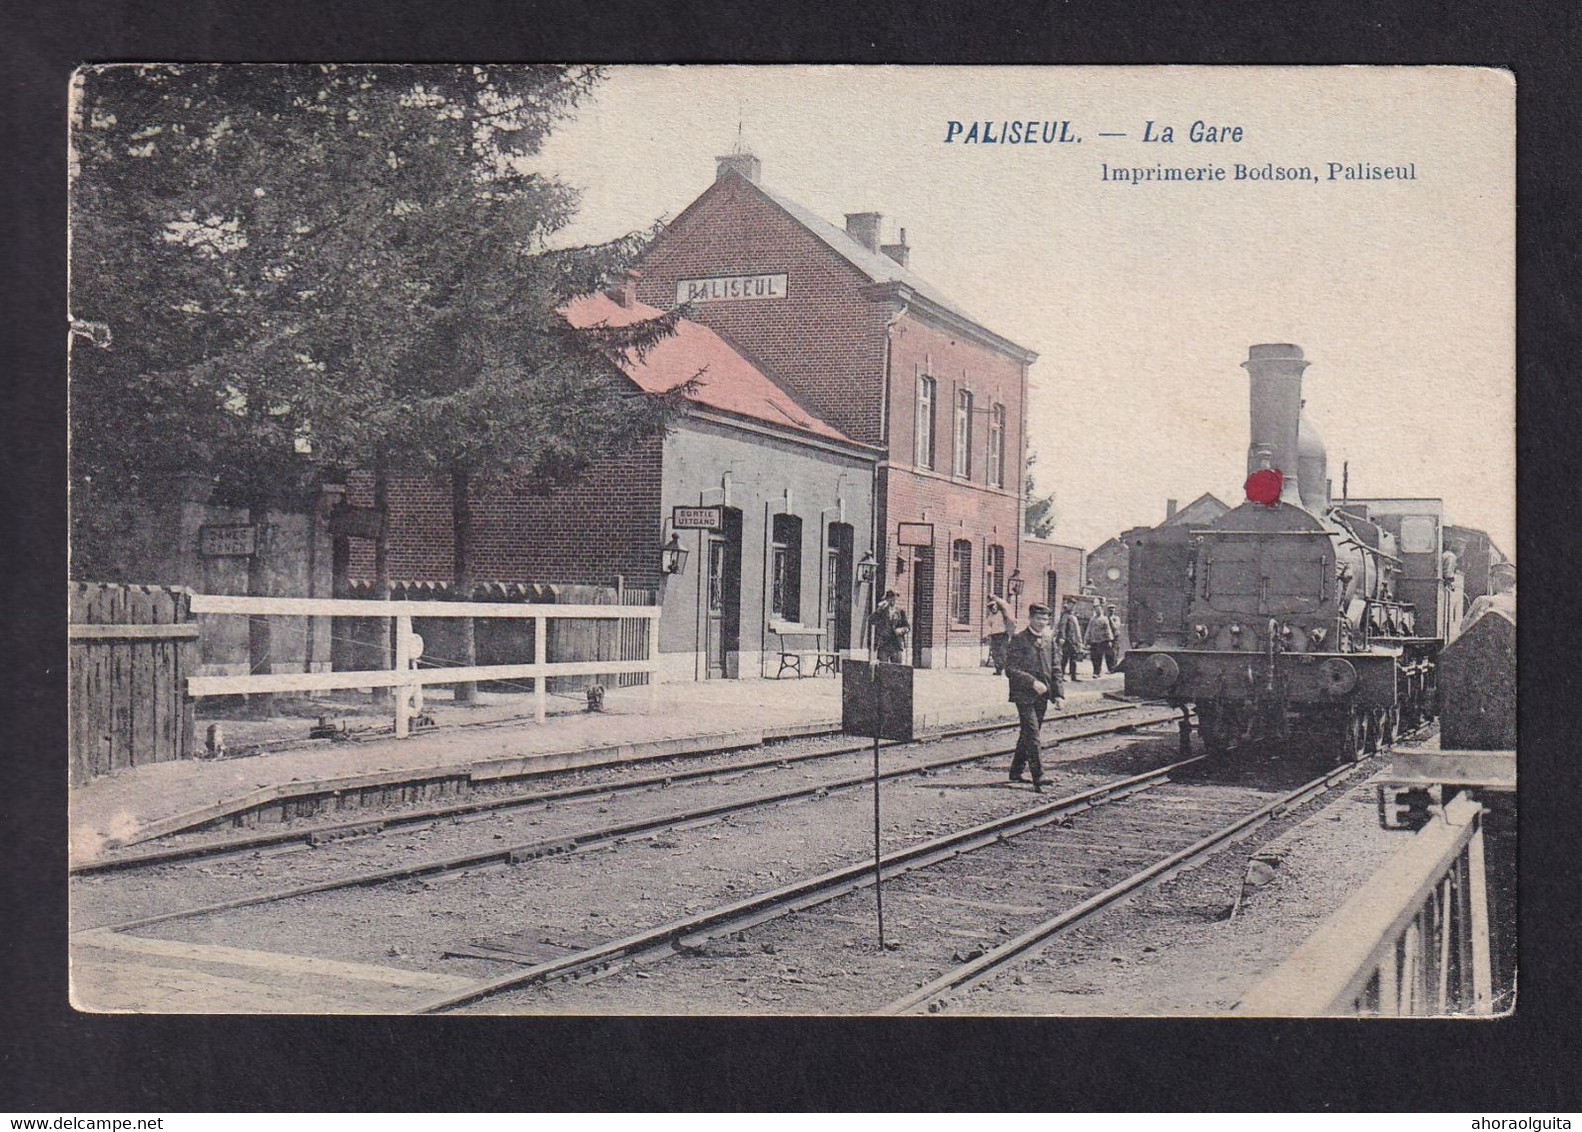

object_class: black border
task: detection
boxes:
[7,0,1579,1112]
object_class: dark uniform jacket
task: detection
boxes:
[1005,628,1061,705]
[1056,611,1084,650]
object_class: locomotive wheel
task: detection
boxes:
[1381,706,1398,749]
[1197,703,1229,755]
[1365,709,1386,754]
[1332,706,1366,764]
[1350,709,1369,760]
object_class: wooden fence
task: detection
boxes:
[71,583,661,784]
[185,594,661,736]
[69,583,199,785]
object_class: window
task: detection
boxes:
[914,374,936,469]
[1046,571,1059,609]
[771,514,803,620]
[951,539,973,625]
[954,388,974,478]
[987,403,1006,487]
[1400,515,1438,555]
[987,543,1006,602]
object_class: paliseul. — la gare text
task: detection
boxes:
[942,119,1248,144]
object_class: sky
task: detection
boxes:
[530,66,1515,557]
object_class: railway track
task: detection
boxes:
[74,701,1155,876]
[879,757,1364,1014]
[73,703,1180,934]
[419,754,1378,1014]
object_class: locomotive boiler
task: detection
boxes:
[1124,344,1453,763]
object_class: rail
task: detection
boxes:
[185,594,662,735]
[1235,791,1493,1016]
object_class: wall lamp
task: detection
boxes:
[1007,569,1025,598]
[894,555,908,576]
[855,550,878,585]
[660,533,690,576]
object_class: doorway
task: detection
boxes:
[705,507,743,678]
[825,522,854,651]
[910,545,934,668]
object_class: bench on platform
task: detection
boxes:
[767,621,839,679]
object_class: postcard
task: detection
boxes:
[67,65,1514,1016]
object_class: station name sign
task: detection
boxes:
[675,273,788,305]
[672,505,724,531]
[896,522,935,547]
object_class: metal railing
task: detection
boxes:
[185,594,661,736]
[1236,791,1493,1016]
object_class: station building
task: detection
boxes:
[347,282,879,682]
[635,152,1046,667]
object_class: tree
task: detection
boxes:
[70,65,689,701]
[1024,450,1059,539]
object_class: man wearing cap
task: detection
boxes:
[869,590,911,665]
[1085,601,1116,677]
[1004,602,1064,789]
[1056,598,1084,682]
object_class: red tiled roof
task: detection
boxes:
[561,292,854,445]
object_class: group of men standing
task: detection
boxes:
[1057,598,1123,680]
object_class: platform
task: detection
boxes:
[69,668,1126,868]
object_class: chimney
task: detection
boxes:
[845,211,882,253]
[605,269,639,308]
[1242,343,1309,506]
[715,152,761,184]
[881,227,910,267]
[1165,499,1178,521]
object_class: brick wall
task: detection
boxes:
[1019,540,1087,611]
[637,175,893,445]
[346,434,665,588]
[887,313,1026,496]
[880,465,1022,666]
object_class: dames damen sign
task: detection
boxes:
[675,273,788,304]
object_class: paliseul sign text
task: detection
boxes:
[675,273,788,305]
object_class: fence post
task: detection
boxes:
[1467,822,1493,1013]
[646,615,658,714]
[534,610,548,724]
[393,612,413,739]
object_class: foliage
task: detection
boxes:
[69,64,687,523]
[1024,450,1058,538]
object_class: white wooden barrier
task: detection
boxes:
[1235,791,1493,1016]
[186,594,661,735]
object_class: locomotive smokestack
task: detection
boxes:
[1243,343,1310,506]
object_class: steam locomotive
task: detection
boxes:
[1123,344,1482,763]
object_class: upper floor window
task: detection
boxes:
[915,374,937,470]
[987,403,1006,488]
[954,388,974,479]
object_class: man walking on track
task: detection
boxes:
[1004,602,1064,790]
